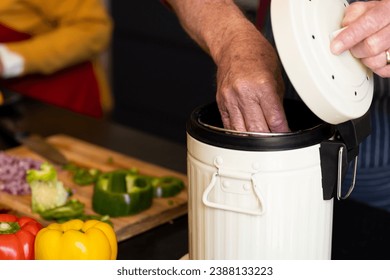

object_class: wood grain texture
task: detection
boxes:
[0,134,188,242]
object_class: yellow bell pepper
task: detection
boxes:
[34,219,117,260]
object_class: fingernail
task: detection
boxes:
[330,27,347,55]
[331,40,344,55]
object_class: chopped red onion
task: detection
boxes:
[0,152,42,195]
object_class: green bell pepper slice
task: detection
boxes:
[73,168,101,185]
[92,170,154,217]
[152,176,185,198]
[63,163,102,186]
[39,199,85,221]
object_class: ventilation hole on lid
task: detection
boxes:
[332,75,335,80]
[355,91,357,96]
[312,35,315,39]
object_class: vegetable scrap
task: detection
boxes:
[92,169,186,217]
[106,156,114,164]
[27,162,69,213]
[26,162,112,224]
[93,170,154,217]
[62,162,185,216]
[0,152,41,195]
[63,162,101,186]
[38,199,84,221]
[152,176,185,198]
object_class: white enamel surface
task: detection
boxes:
[271,0,373,124]
[187,135,334,260]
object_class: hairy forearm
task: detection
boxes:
[165,0,259,65]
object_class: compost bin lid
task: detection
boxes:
[271,0,373,124]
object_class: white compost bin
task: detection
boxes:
[186,0,374,260]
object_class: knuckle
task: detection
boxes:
[231,77,252,92]
[218,85,233,101]
[364,36,381,56]
[268,114,285,130]
[232,76,274,96]
[363,57,380,70]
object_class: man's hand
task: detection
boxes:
[331,0,390,77]
[215,21,289,132]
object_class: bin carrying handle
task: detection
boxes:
[202,171,266,216]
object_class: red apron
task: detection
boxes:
[0,23,103,118]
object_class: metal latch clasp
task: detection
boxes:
[337,146,358,200]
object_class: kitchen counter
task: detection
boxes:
[1,96,389,260]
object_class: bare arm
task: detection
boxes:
[165,0,289,132]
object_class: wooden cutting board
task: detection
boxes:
[0,134,188,242]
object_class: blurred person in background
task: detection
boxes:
[0,0,113,118]
[165,0,390,212]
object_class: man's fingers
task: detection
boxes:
[342,2,375,26]
[331,2,390,55]
[350,24,390,58]
[259,95,289,133]
[219,103,248,132]
[220,95,289,133]
[361,48,390,70]
[239,102,270,133]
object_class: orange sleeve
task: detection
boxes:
[4,0,113,76]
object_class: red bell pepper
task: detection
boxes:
[0,214,43,260]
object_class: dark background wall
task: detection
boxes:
[111,1,216,144]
